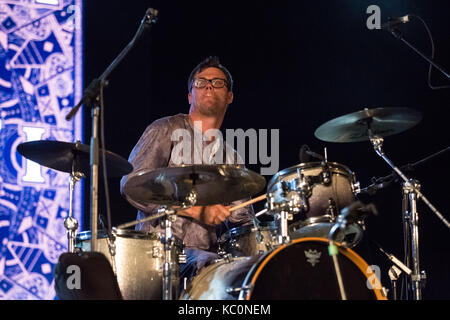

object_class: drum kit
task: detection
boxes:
[17,107,449,300]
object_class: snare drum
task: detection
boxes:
[267,162,364,247]
[218,222,278,257]
[181,237,387,300]
[75,229,183,300]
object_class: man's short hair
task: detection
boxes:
[188,56,233,92]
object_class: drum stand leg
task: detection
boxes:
[369,135,437,300]
[64,166,84,253]
[402,180,426,300]
[159,207,178,300]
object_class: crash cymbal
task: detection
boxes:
[314,107,423,143]
[122,164,266,208]
[17,140,133,177]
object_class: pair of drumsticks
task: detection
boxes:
[229,194,267,217]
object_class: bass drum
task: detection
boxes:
[181,238,387,300]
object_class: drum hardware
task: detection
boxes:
[370,135,444,300]
[328,201,378,300]
[295,169,312,213]
[325,198,338,218]
[106,233,118,274]
[315,106,450,300]
[121,165,266,299]
[268,161,363,247]
[117,203,192,300]
[17,139,133,254]
[159,207,177,301]
[181,238,386,300]
[64,7,159,252]
[267,193,292,244]
[122,165,266,209]
[388,265,401,300]
[226,284,253,296]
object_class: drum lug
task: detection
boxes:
[223,253,234,263]
[226,284,253,295]
[381,286,389,298]
[321,166,331,185]
[152,246,163,258]
[230,239,240,249]
[178,252,187,264]
[352,180,361,194]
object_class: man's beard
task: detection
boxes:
[196,102,226,117]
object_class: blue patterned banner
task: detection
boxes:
[0,0,83,300]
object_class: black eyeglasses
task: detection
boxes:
[192,78,229,89]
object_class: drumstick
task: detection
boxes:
[229,194,267,212]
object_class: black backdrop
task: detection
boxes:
[80,0,450,300]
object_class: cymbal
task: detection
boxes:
[122,165,266,208]
[314,107,423,143]
[17,140,133,178]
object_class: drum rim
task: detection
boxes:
[76,229,182,244]
[241,237,387,300]
[267,161,354,190]
[219,224,277,242]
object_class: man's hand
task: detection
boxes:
[179,204,231,226]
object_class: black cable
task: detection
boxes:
[409,14,450,90]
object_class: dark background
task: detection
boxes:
[80,0,450,300]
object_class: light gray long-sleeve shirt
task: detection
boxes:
[120,113,254,251]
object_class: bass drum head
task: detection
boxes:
[241,237,387,300]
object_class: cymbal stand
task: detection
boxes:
[64,159,84,253]
[159,206,177,300]
[369,134,449,300]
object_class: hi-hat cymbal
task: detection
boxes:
[314,107,423,143]
[122,165,266,209]
[17,140,133,177]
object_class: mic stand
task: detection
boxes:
[388,27,450,80]
[64,8,159,252]
[368,238,412,300]
[388,265,402,300]
[362,145,450,195]
[369,134,449,300]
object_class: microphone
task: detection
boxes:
[299,145,324,163]
[329,201,377,241]
[381,15,410,30]
[142,7,159,26]
[299,145,310,163]
[339,201,378,223]
[358,179,394,195]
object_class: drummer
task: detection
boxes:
[120,56,255,289]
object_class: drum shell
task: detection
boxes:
[218,224,278,257]
[181,238,387,300]
[75,229,181,300]
[267,162,356,220]
[268,162,363,247]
